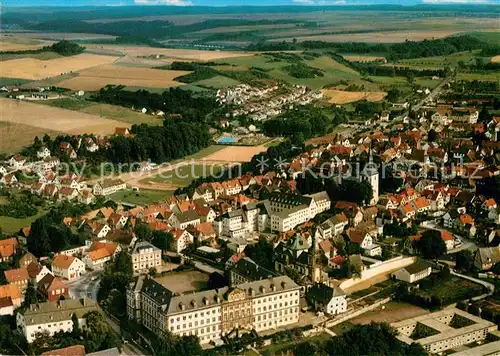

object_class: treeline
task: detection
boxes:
[107,121,211,164]
[28,18,307,40]
[262,105,347,142]
[0,40,84,56]
[248,35,494,61]
[168,63,270,85]
[91,86,217,120]
[284,63,324,78]
[350,62,449,77]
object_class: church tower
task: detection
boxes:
[362,151,379,206]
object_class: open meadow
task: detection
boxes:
[321,89,386,104]
[56,63,190,90]
[0,97,128,136]
[0,53,119,80]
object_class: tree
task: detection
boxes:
[148,267,157,277]
[22,280,38,309]
[112,250,133,277]
[82,311,119,353]
[417,230,446,260]
[135,223,153,242]
[151,230,173,251]
[71,313,80,337]
[428,129,438,142]
[207,272,227,289]
[294,341,319,356]
[455,250,474,272]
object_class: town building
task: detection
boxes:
[307,283,348,316]
[130,241,162,274]
[51,255,86,281]
[392,308,497,354]
[93,179,126,196]
[392,259,432,283]
[127,275,300,345]
[16,298,99,343]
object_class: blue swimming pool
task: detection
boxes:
[217,136,238,144]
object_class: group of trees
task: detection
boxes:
[135,223,173,253]
[98,250,134,319]
[0,190,40,219]
[262,105,347,143]
[293,322,426,356]
[107,120,211,164]
[284,63,324,79]
[27,210,84,257]
[413,229,447,260]
[0,40,84,56]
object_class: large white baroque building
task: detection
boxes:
[127,275,301,345]
[214,192,331,238]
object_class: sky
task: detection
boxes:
[3,0,499,6]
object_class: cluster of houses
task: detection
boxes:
[216,83,323,121]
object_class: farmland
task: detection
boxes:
[38,98,163,126]
[0,97,127,136]
[56,64,190,91]
[321,89,386,104]
[272,30,465,44]
[0,121,62,154]
[203,145,268,162]
[0,35,50,52]
[0,53,119,80]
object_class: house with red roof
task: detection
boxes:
[4,267,29,292]
[0,238,19,263]
[38,274,70,302]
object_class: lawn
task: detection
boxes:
[109,189,172,205]
[39,97,94,111]
[185,145,226,160]
[80,103,163,126]
[415,78,441,89]
[258,332,332,355]
[0,211,46,234]
[140,163,225,188]
[417,275,485,305]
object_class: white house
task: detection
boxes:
[170,229,194,253]
[36,147,51,159]
[51,255,85,281]
[8,155,25,170]
[308,284,348,316]
[16,298,98,343]
[93,179,126,196]
[392,259,432,283]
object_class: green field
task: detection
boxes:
[0,77,33,86]
[415,78,441,89]
[397,50,484,68]
[39,97,94,111]
[80,103,164,125]
[109,189,172,205]
[140,163,225,188]
[35,98,163,125]
[417,275,485,304]
[0,51,61,62]
[0,211,46,234]
[185,145,225,160]
[194,75,241,88]
[456,72,500,82]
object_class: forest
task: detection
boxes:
[249,35,496,61]
[91,86,218,121]
[0,40,84,56]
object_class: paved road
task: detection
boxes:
[67,270,102,300]
[420,221,478,254]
